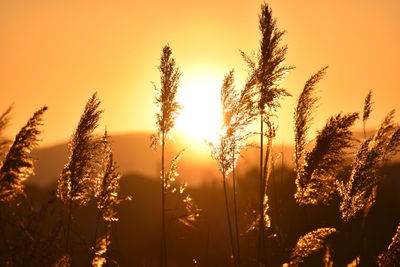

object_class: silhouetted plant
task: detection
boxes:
[296,112,358,205]
[294,67,360,206]
[91,132,128,266]
[289,228,336,266]
[209,70,257,266]
[0,106,47,202]
[94,133,124,223]
[57,93,103,254]
[363,90,373,139]
[91,232,110,267]
[0,106,12,158]
[241,3,293,264]
[152,45,181,267]
[165,151,200,228]
[339,110,400,222]
[294,67,327,172]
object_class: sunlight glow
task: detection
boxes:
[175,72,222,147]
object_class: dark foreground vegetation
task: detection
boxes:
[1,2,400,267]
[1,164,400,266]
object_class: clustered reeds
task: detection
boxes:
[1,2,400,267]
[0,92,128,266]
[289,73,400,265]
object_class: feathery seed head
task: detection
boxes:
[0,106,47,201]
[290,228,337,267]
[210,70,257,176]
[154,45,181,142]
[340,110,400,222]
[57,93,103,206]
[294,67,328,171]
[296,112,358,205]
[363,90,373,123]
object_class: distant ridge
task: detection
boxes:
[29,129,394,188]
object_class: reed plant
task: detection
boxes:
[209,70,257,266]
[0,106,47,202]
[152,45,181,267]
[57,93,103,255]
[240,3,293,265]
[92,132,125,266]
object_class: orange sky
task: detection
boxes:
[1,0,399,148]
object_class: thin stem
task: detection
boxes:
[232,146,241,266]
[0,205,8,257]
[363,120,366,140]
[161,133,167,267]
[222,170,236,266]
[66,198,73,254]
[93,211,102,250]
[262,134,273,267]
[258,113,265,265]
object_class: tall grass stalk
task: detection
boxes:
[223,168,237,266]
[231,146,241,266]
[209,70,256,266]
[161,132,166,265]
[241,3,292,264]
[57,93,103,254]
[153,45,181,267]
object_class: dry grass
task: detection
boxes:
[57,93,103,206]
[296,112,358,205]
[339,110,400,222]
[289,228,336,267]
[0,106,47,202]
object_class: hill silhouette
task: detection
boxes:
[30,132,296,188]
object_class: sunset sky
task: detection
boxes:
[1,0,399,149]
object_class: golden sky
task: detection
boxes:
[1,0,399,147]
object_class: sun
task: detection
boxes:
[175,71,222,147]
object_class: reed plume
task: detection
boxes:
[57,93,103,206]
[289,228,336,267]
[339,110,400,222]
[90,131,128,267]
[296,112,358,205]
[363,90,373,139]
[57,93,103,254]
[153,45,181,267]
[241,4,293,114]
[0,106,12,134]
[0,106,12,158]
[241,4,293,264]
[210,70,257,176]
[294,67,328,171]
[152,45,181,143]
[378,223,400,266]
[95,143,123,222]
[0,106,47,202]
[209,70,257,265]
